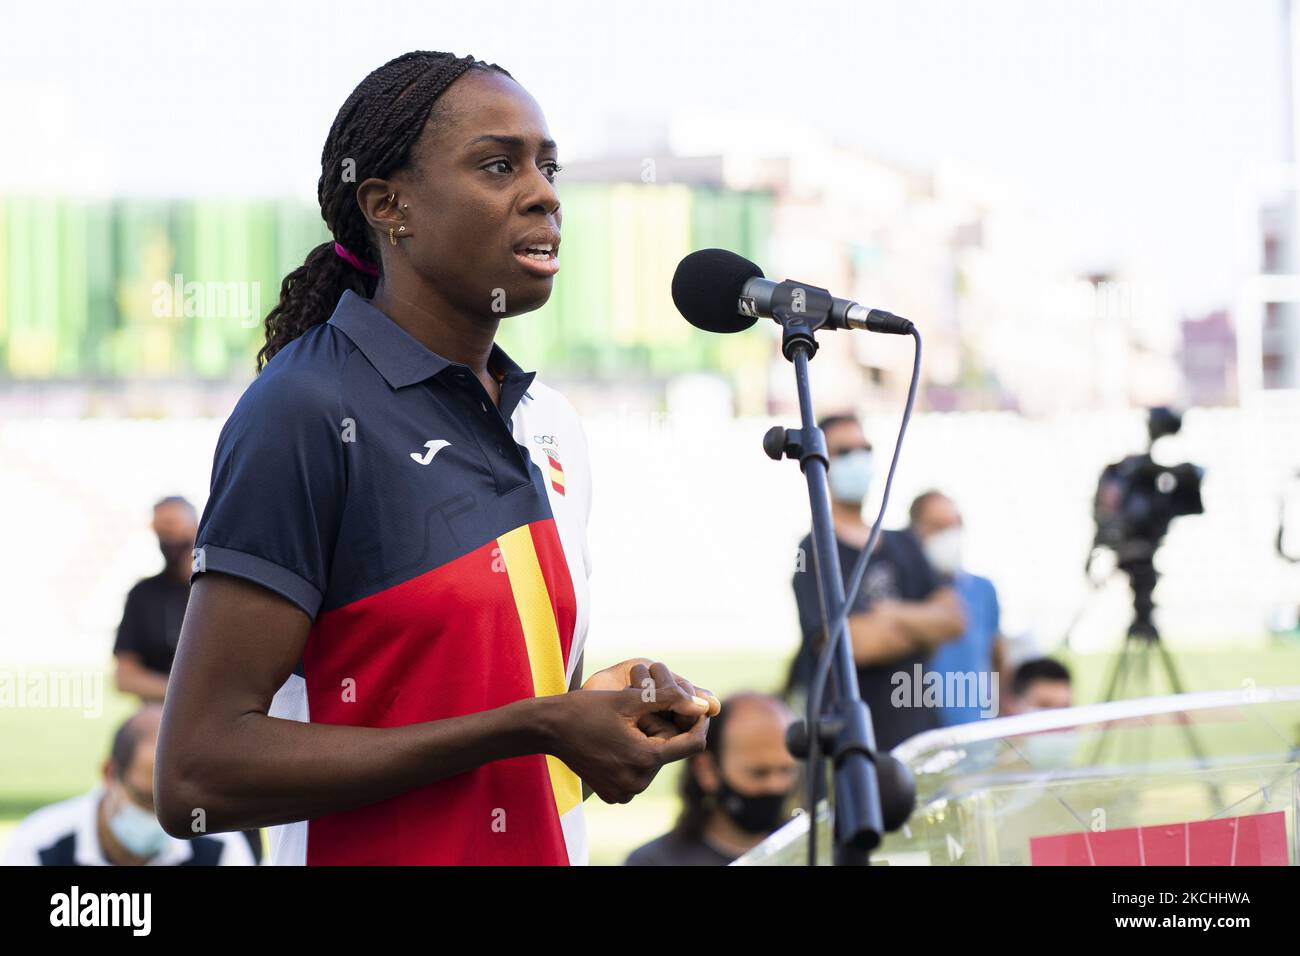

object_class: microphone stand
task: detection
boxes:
[765,301,884,865]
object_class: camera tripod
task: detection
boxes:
[1096,557,1190,703]
[1089,554,1218,786]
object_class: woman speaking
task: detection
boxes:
[155,50,719,866]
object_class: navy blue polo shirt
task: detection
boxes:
[191,289,593,865]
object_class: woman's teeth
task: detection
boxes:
[514,242,560,275]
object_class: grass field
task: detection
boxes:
[3,643,1298,865]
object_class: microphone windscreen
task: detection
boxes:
[671,248,764,333]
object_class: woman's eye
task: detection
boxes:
[484,159,562,181]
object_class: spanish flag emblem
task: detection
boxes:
[545,450,565,495]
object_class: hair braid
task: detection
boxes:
[257,51,513,372]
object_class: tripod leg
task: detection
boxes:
[1132,638,1154,768]
[1152,640,1225,811]
[1098,638,1131,703]
[1090,640,1133,765]
[1154,638,1188,696]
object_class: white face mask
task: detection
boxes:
[107,794,171,860]
[923,527,964,575]
[1020,732,1076,769]
[828,449,874,505]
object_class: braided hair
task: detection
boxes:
[257,51,513,372]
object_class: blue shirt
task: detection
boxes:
[926,571,1000,726]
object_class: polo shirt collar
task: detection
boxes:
[326,290,536,402]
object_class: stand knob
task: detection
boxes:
[876,753,917,832]
[786,718,809,757]
[785,721,917,833]
[763,426,788,461]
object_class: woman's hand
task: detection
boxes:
[582,659,721,740]
[581,658,721,714]
[550,669,715,804]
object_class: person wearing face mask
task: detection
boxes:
[624,693,798,865]
[112,496,198,704]
[1004,658,1078,768]
[110,499,267,862]
[786,415,966,752]
[909,490,1009,726]
[1,706,254,866]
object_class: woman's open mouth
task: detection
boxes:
[513,243,560,277]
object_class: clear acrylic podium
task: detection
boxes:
[734,686,1300,865]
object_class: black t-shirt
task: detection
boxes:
[790,528,943,751]
[624,831,738,866]
[112,571,190,675]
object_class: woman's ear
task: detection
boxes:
[356,179,404,235]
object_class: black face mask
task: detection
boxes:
[715,778,791,834]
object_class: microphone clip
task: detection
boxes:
[772,305,821,362]
[771,280,836,329]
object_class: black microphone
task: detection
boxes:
[671,248,914,335]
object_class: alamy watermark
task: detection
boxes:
[0,668,104,718]
[50,886,150,936]
[152,274,263,328]
[890,663,998,718]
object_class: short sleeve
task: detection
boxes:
[192,368,346,620]
[791,535,824,644]
[896,529,942,598]
[112,584,145,656]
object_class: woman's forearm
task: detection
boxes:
[156,694,558,836]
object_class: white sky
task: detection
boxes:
[0,0,1288,314]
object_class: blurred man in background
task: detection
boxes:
[112,496,196,703]
[910,490,1009,725]
[2,705,254,865]
[1008,658,1074,713]
[786,414,965,751]
[625,693,797,865]
[109,496,264,861]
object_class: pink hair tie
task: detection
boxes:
[334,241,380,277]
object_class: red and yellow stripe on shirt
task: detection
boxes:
[546,451,565,495]
[302,517,580,865]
